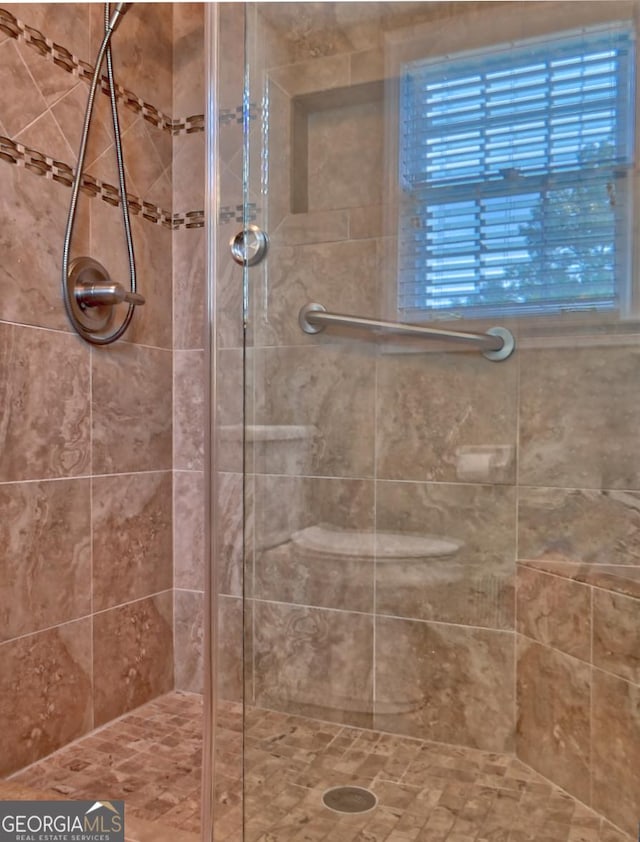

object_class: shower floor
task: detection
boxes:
[5,691,631,842]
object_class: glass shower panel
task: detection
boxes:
[226,3,640,841]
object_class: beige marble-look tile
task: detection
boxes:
[216,215,244,351]
[516,565,591,661]
[7,688,628,842]
[376,350,517,484]
[350,48,385,84]
[259,4,390,62]
[253,601,373,728]
[520,346,640,489]
[600,823,635,842]
[175,589,204,694]
[93,591,173,726]
[89,2,173,116]
[375,617,514,752]
[216,348,244,474]
[0,618,92,776]
[173,3,205,118]
[218,595,245,703]
[253,239,381,347]
[376,480,516,629]
[84,141,135,197]
[175,470,206,592]
[17,40,78,109]
[307,99,384,212]
[516,637,591,804]
[592,669,640,837]
[254,344,376,478]
[5,3,92,64]
[217,3,244,112]
[592,589,640,685]
[50,81,115,169]
[349,204,387,240]
[173,132,205,214]
[270,210,350,247]
[0,161,88,332]
[145,169,172,214]
[520,559,640,602]
[92,471,173,611]
[0,39,47,136]
[0,479,91,641]
[89,202,173,351]
[217,472,243,597]
[120,117,167,199]
[125,216,173,350]
[174,350,205,471]
[268,53,350,98]
[15,109,75,165]
[254,475,375,612]
[261,76,290,228]
[174,227,205,350]
[0,323,90,482]
[92,343,172,475]
[518,487,640,567]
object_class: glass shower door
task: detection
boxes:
[213,4,640,841]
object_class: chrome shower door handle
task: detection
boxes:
[230,224,269,266]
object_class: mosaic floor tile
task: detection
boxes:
[4,692,633,842]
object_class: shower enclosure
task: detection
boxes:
[0,2,638,842]
[209,3,640,841]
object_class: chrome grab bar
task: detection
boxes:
[298,303,515,361]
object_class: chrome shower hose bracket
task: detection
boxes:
[66,256,145,337]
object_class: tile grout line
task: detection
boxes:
[0,318,175,350]
[517,561,640,603]
[0,589,175,650]
[372,342,378,724]
[89,335,95,733]
[514,336,522,766]
[0,469,174,487]
[589,583,595,813]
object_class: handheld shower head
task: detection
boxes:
[108,2,132,32]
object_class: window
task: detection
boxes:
[398,24,635,320]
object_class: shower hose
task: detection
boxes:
[61,2,138,345]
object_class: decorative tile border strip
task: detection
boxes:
[219,204,258,224]
[219,104,259,125]
[0,7,205,136]
[0,135,204,230]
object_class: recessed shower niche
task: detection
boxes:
[289,80,385,215]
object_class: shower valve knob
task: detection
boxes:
[76,281,145,308]
[66,256,144,336]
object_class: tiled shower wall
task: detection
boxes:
[172,2,207,694]
[0,3,175,776]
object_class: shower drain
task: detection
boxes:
[321,786,378,814]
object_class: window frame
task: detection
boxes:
[384,6,640,331]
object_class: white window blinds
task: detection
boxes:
[398,24,635,319]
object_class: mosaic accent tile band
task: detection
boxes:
[0,135,204,230]
[0,6,204,136]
